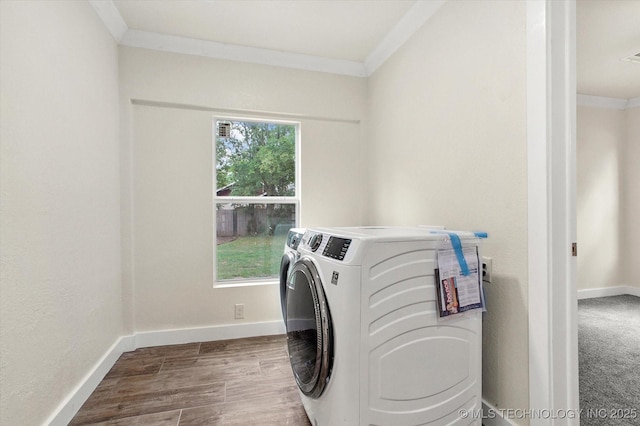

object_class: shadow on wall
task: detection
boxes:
[481,274,528,411]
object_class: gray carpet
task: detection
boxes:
[579,295,640,425]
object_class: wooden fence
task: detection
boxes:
[216,207,293,237]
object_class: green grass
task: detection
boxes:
[217,234,288,280]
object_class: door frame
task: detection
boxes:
[527,0,579,424]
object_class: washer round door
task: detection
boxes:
[285,257,333,398]
[279,251,296,322]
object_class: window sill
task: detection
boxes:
[214,278,278,289]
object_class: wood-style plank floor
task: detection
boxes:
[70,335,312,425]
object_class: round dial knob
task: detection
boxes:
[309,234,323,252]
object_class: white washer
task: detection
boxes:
[284,226,483,426]
[280,228,306,322]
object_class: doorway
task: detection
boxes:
[526,0,579,422]
[575,0,640,421]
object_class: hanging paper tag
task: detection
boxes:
[432,232,485,317]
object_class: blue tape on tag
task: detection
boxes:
[448,233,470,276]
[474,232,488,239]
[431,231,470,276]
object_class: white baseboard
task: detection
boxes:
[482,400,516,426]
[134,320,286,348]
[46,335,135,426]
[46,320,286,425]
[577,285,640,300]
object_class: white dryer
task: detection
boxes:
[283,226,483,426]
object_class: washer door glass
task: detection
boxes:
[285,258,333,398]
[279,251,295,322]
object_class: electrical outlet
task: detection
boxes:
[234,304,245,319]
[482,257,493,283]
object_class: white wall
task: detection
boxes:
[119,47,367,332]
[577,105,640,291]
[576,106,626,289]
[624,107,640,288]
[0,1,121,425]
[366,0,529,419]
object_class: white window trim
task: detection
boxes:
[216,196,298,204]
[212,116,301,288]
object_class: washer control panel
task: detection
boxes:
[286,230,304,250]
[309,233,323,252]
[302,231,353,261]
[322,236,352,261]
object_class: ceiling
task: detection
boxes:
[92,0,639,99]
[113,0,414,62]
[577,0,640,99]
[92,0,443,76]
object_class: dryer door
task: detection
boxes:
[285,257,333,399]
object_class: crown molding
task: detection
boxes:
[627,97,640,109]
[88,0,127,42]
[576,94,634,110]
[89,0,445,77]
[364,0,446,75]
[121,30,367,77]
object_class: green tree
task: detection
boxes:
[215,133,232,190]
[217,121,295,196]
[216,121,296,234]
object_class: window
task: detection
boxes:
[214,118,299,286]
